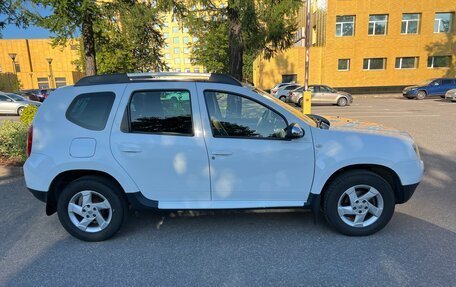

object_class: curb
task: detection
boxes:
[352,93,402,99]
[0,165,24,180]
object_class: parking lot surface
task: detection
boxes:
[1,97,455,286]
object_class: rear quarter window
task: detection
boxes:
[66,92,115,131]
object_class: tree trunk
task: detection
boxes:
[227,2,243,81]
[82,13,97,76]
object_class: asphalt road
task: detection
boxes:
[1,96,455,286]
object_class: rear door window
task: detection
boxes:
[128,90,193,135]
[66,92,115,131]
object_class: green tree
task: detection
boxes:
[96,0,167,73]
[32,0,100,75]
[0,0,29,38]
[163,0,302,81]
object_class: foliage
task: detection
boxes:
[20,105,38,126]
[0,73,21,92]
[0,121,28,163]
[166,0,302,81]
[32,0,167,75]
[0,0,29,38]
[96,0,167,73]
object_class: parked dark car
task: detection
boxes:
[16,90,41,102]
[402,78,456,100]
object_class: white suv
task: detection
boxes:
[24,73,424,241]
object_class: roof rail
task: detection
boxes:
[74,72,242,87]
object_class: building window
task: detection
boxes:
[363,58,386,70]
[172,26,179,33]
[194,68,200,73]
[175,68,181,72]
[427,56,451,68]
[401,13,420,34]
[165,53,171,59]
[55,77,67,88]
[338,59,350,71]
[37,77,49,89]
[336,15,355,36]
[184,48,189,54]
[192,37,198,42]
[184,58,191,64]
[282,74,297,83]
[184,68,190,72]
[434,13,453,33]
[164,33,169,39]
[173,37,179,44]
[183,27,189,33]
[174,58,181,64]
[14,63,21,73]
[395,57,418,69]
[165,44,170,50]
[174,48,180,54]
[369,14,388,35]
[183,37,189,44]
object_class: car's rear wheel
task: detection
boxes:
[337,97,348,107]
[57,176,128,241]
[279,96,286,102]
[416,91,426,100]
[323,170,395,236]
[17,107,24,116]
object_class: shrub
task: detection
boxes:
[0,121,28,163]
[20,105,38,126]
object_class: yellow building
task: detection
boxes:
[161,13,205,73]
[0,39,84,90]
[254,0,456,92]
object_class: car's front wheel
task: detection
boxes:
[57,176,128,241]
[323,170,395,236]
[337,97,348,107]
[416,91,426,100]
[17,107,24,116]
[279,96,286,102]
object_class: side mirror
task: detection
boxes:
[286,123,304,139]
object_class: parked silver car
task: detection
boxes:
[270,83,296,100]
[0,92,41,115]
[273,84,301,102]
[288,85,353,107]
[444,89,456,102]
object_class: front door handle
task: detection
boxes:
[211,151,233,156]
[119,143,142,153]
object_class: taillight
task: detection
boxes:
[27,125,33,157]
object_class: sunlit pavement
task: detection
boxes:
[1,96,455,286]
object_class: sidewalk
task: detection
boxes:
[0,165,23,180]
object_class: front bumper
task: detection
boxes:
[396,183,420,204]
[402,90,418,98]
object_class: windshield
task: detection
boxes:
[7,93,25,101]
[417,79,434,86]
[250,86,317,127]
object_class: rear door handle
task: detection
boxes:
[119,143,142,153]
[211,151,233,156]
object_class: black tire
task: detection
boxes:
[298,98,303,107]
[323,170,395,236]
[337,97,348,107]
[17,107,24,116]
[57,176,128,241]
[416,91,426,100]
[279,96,286,102]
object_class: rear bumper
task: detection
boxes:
[396,182,420,204]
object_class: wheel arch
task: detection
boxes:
[46,170,126,216]
[318,164,403,206]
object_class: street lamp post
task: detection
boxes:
[8,53,17,75]
[302,0,312,115]
[46,58,54,89]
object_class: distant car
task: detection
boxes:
[402,78,456,100]
[274,84,301,102]
[0,92,41,115]
[16,90,41,102]
[270,83,295,98]
[444,89,456,102]
[289,85,353,107]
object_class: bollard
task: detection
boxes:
[302,90,312,114]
